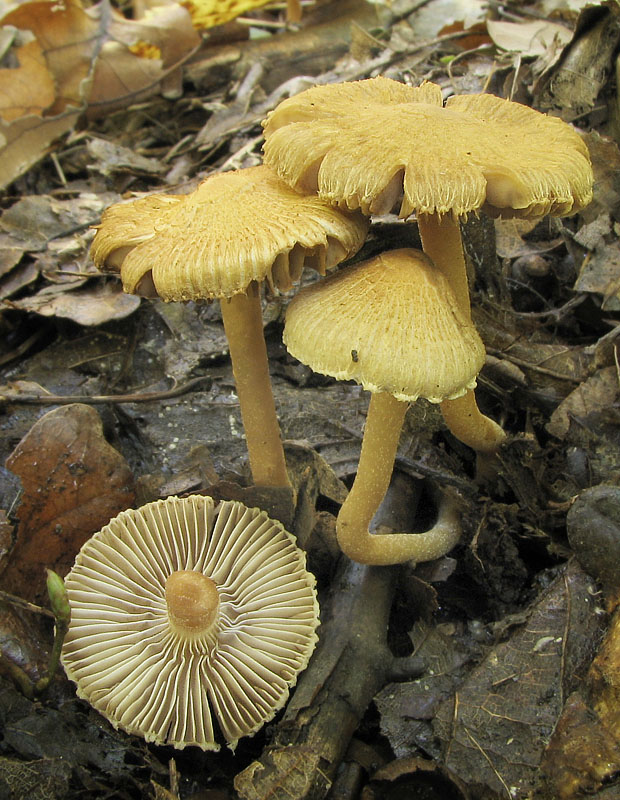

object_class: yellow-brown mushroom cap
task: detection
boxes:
[283,248,486,403]
[61,495,319,751]
[90,165,369,301]
[262,76,593,219]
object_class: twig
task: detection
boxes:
[486,348,582,383]
[1,376,211,406]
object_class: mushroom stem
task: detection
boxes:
[417,213,506,453]
[441,391,506,453]
[337,392,462,565]
[220,283,291,488]
[417,213,471,317]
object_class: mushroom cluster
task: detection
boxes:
[263,76,593,453]
[61,494,319,750]
[89,75,593,571]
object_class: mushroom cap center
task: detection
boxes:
[165,570,220,636]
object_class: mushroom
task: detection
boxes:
[91,165,368,489]
[60,494,319,750]
[283,248,485,565]
[263,77,593,453]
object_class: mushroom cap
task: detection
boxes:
[283,248,486,403]
[61,495,320,751]
[262,76,593,219]
[90,165,369,301]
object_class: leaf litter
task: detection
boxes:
[1,0,620,798]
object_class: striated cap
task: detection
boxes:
[263,76,593,219]
[283,248,485,403]
[61,494,319,751]
[90,165,368,301]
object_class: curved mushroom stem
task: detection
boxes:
[220,283,291,489]
[417,213,506,453]
[337,392,462,565]
[441,391,506,453]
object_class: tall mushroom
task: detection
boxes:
[61,494,319,750]
[263,76,593,453]
[283,248,485,565]
[91,165,368,488]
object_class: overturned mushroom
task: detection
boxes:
[61,494,319,750]
[263,77,593,453]
[284,248,485,565]
[91,165,368,488]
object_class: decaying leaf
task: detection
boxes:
[87,137,166,176]
[547,366,619,439]
[10,281,141,326]
[234,744,330,800]
[590,603,620,732]
[540,692,620,799]
[3,403,135,601]
[430,561,603,798]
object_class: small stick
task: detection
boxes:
[1,376,211,406]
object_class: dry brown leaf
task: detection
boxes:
[540,692,620,799]
[0,1,101,115]
[0,0,199,184]
[0,109,82,191]
[0,39,55,122]
[486,19,572,57]
[3,403,135,602]
[547,366,620,439]
[495,218,563,259]
[88,3,199,113]
[590,606,620,740]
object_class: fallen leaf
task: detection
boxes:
[431,561,603,799]
[10,280,141,326]
[487,19,572,57]
[547,366,620,439]
[589,605,620,740]
[0,192,112,251]
[0,39,55,122]
[0,109,81,192]
[0,1,100,114]
[87,137,165,176]
[87,3,199,113]
[495,218,563,259]
[0,261,38,300]
[574,239,620,311]
[3,403,135,601]
[540,692,620,799]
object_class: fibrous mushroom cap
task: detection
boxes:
[263,76,593,219]
[283,248,486,403]
[61,494,319,751]
[90,165,368,301]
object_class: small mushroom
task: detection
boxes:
[91,165,368,489]
[283,248,485,565]
[263,77,593,452]
[61,494,319,750]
